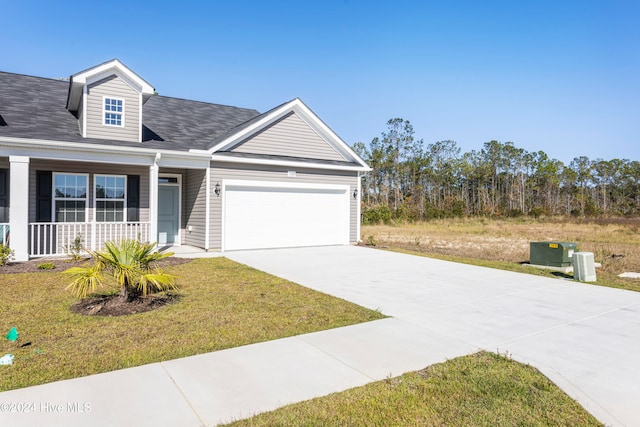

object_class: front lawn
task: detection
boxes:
[225,352,602,427]
[0,257,384,392]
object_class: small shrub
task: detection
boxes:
[64,233,84,261]
[505,209,524,218]
[64,239,177,301]
[0,243,14,266]
[528,206,545,218]
[37,262,56,270]
[363,205,392,225]
[366,235,377,246]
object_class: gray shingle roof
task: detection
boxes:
[0,71,261,152]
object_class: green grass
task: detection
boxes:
[387,246,640,293]
[0,257,384,392]
[224,352,602,427]
[363,218,640,293]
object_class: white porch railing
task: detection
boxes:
[28,222,151,257]
[0,223,8,245]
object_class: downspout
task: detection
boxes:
[204,166,210,251]
[356,171,362,243]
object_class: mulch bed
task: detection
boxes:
[70,293,181,316]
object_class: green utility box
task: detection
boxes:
[530,241,578,267]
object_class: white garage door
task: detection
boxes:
[223,181,350,251]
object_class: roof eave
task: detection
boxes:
[0,136,211,169]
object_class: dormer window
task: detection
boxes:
[67,59,155,142]
[104,97,124,126]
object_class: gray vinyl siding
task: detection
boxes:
[231,112,346,161]
[85,75,140,142]
[183,169,207,248]
[28,160,149,223]
[210,162,358,249]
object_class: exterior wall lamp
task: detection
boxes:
[353,188,358,199]
[214,182,221,197]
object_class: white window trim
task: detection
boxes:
[52,172,89,223]
[94,174,127,223]
[103,96,125,127]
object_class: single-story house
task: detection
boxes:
[0,59,370,261]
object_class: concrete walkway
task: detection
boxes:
[1,246,639,426]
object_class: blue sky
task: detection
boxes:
[3,1,638,164]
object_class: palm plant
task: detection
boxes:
[64,239,177,302]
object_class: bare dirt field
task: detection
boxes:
[362,217,640,291]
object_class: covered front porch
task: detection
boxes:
[1,146,212,261]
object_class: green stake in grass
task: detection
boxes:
[5,327,18,342]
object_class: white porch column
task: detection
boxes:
[149,161,159,246]
[9,156,29,261]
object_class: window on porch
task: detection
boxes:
[95,175,126,222]
[30,171,147,257]
[53,173,87,222]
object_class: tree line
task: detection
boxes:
[352,118,640,223]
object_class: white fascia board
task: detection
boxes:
[288,100,369,169]
[210,153,371,172]
[0,136,210,169]
[73,59,154,95]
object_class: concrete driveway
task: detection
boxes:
[228,245,640,427]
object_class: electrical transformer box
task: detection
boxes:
[530,241,577,267]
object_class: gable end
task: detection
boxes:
[228,111,346,162]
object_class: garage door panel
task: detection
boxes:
[224,184,349,251]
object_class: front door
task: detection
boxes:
[158,185,179,245]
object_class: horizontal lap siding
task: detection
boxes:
[231,113,346,162]
[86,76,140,142]
[210,162,358,249]
[28,159,149,223]
[184,169,206,248]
